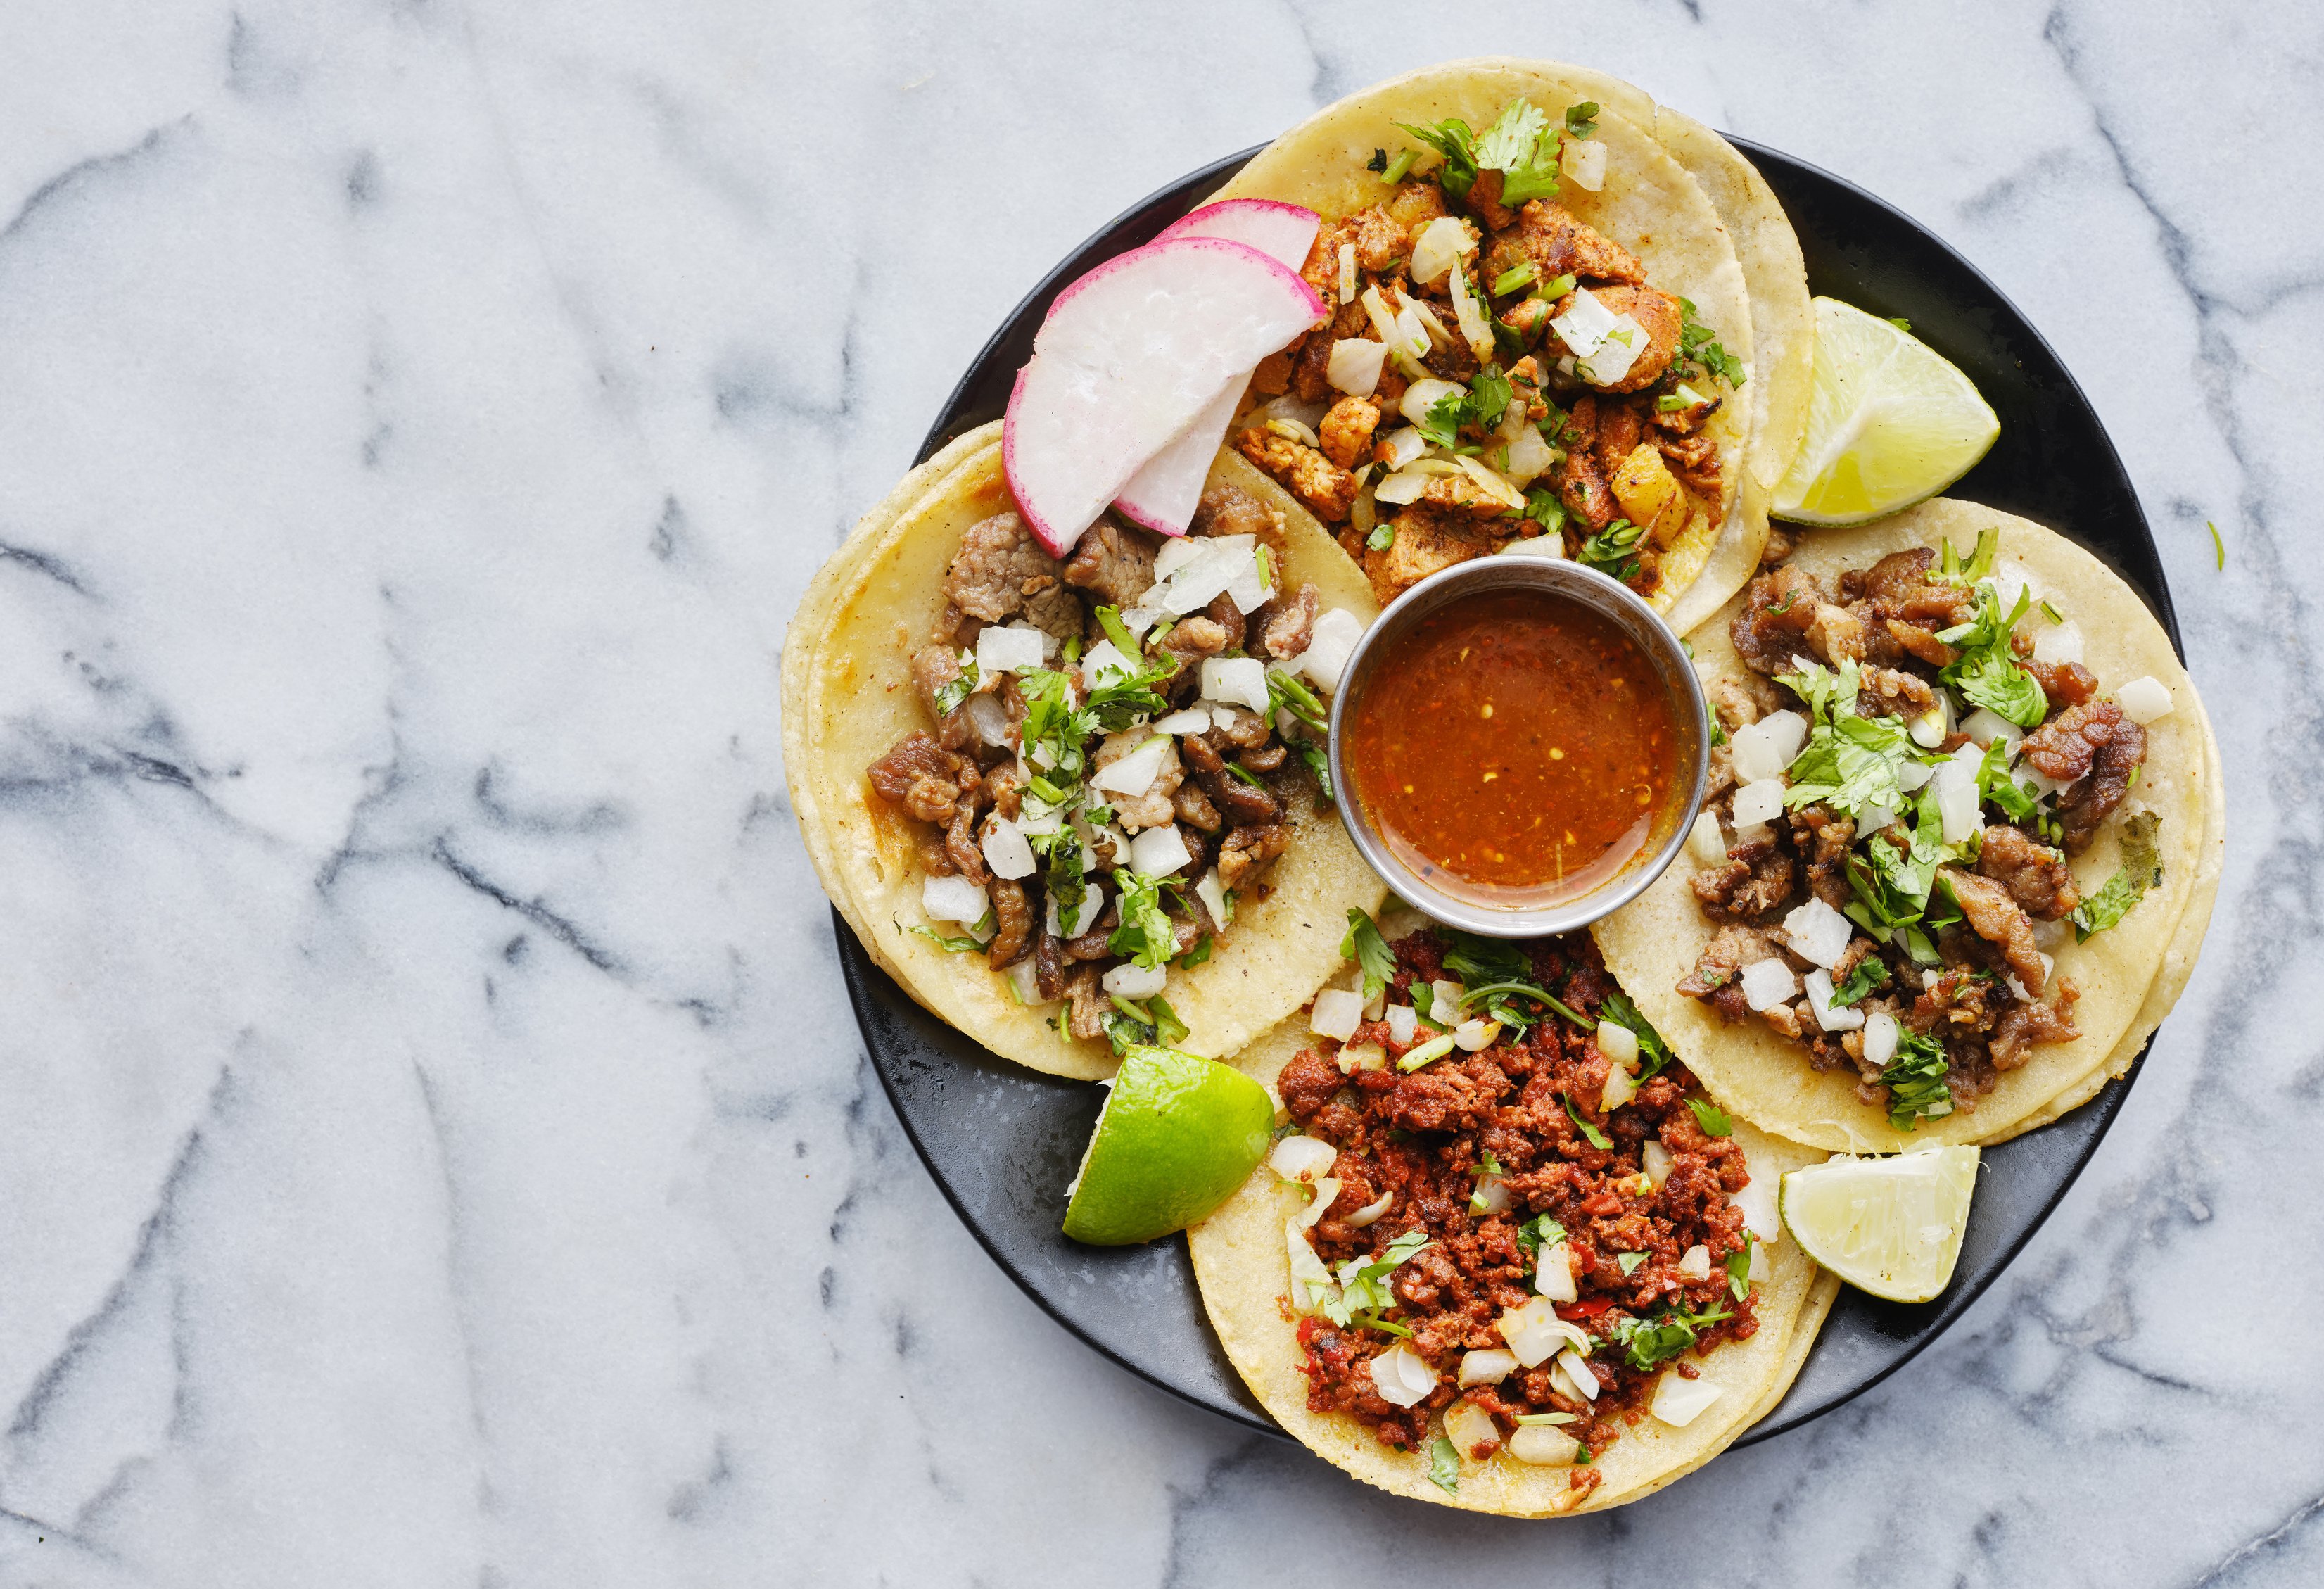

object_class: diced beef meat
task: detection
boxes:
[1677,926,1784,1023]
[1944,868,2047,993]
[1886,618,1959,668]
[1990,987,2080,1068]
[1093,730,1183,833]
[1976,825,2080,920]
[2057,715,2146,854]
[1278,1044,1343,1122]
[1859,666,1935,720]
[1060,518,1158,607]
[945,803,988,884]
[1205,768,1283,828]
[1034,930,1069,1001]
[1207,707,1272,749]
[1729,566,1828,676]
[2020,699,2123,785]
[2022,657,2098,709]
[1364,502,1492,605]
[987,880,1034,967]
[982,761,1024,820]
[912,644,976,750]
[1217,822,1290,889]
[1805,600,1868,666]
[1790,806,1858,909]
[1690,838,1795,921]
[1482,200,1648,290]
[867,731,973,824]
[1239,429,1358,523]
[1320,395,1381,470]
[1192,482,1288,559]
[943,512,1067,626]
[1240,742,1288,773]
[1173,779,1222,832]
[1655,432,1720,498]
[1063,966,1108,1041]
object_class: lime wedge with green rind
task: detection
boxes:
[1062,1046,1274,1246]
[1779,1144,1979,1303]
[1771,297,2000,526]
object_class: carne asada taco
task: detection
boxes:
[783,423,1387,1081]
[1594,500,2219,1152]
[1188,913,1827,1515]
[1209,58,1803,633]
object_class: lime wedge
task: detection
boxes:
[1062,1046,1274,1245]
[1779,1145,1979,1303]
[1770,298,2000,526]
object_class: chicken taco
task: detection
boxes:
[1188,912,1827,1515]
[1209,58,1808,632]
[782,424,1387,1080]
[1594,500,2220,1152]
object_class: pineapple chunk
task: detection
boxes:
[1611,443,1691,547]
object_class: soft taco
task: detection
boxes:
[1188,912,1828,1515]
[1594,500,2219,1152]
[782,423,1386,1080]
[1209,58,1809,631]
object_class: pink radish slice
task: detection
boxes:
[1005,236,1323,557]
[1112,381,1241,536]
[1155,199,1323,272]
[1112,202,1326,535]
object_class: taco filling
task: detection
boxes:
[1233,97,1746,609]
[1676,528,2172,1127]
[863,483,1366,1052]
[1268,918,1777,1503]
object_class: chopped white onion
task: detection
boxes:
[1596,1021,1640,1069]
[1153,707,1210,735]
[1337,1042,1387,1075]
[1441,1399,1501,1459]
[1535,1241,1578,1303]
[1375,425,1427,471]
[1804,967,1867,1032]
[1687,810,1729,868]
[1763,709,1809,765]
[1269,1134,1338,1183]
[1894,757,1935,793]
[1369,1344,1437,1408]
[1549,286,1620,357]
[1080,639,1136,691]
[1601,1062,1638,1111]
[1509,1424,1583,1466]
[1359,284,1425,360]
[1385,1004,1418,1046]
[1860,802,1898,835]
[1007,957,1048,1007]
[1453,1019,1499,1051]
[963,691,1012,747]
[1292,607,1365,694]
[1732,777,1787,828]
[1409,216,1473,284]
[1326,337,1388,397]
[1044,882,1105,940]
[1337,241,1357,305]
[921,874,989,925]
[2118,675,2174,724]
[1402,297,1451,354]
[1677,1244,1712,1280]
[1864,1009,1900,1068]
[1199,656,1271,714]
[1729,721,1786,784]
[1345,1189,1394,1228]
[1459,1348,1519,1388]
[2033,620,2085,666]
[975,623,1048,677]
[1264,415,1323,449]
[1651,1374,1724,1428]
[1126,825,1193,878]
[1908,702,1950,749]
[1102,960,1168,1000]
[1498,1296,1589,1369]
[1748,1241,1770,1282]
[1960,707,2021,749]
[1554,1349,1601,1402]
[1642,1141,1675,1189]
[1446,259,1492,360]
[1469,1177,1511,1215]
[1195,868,1229,930]
[1293,1179,1341,1234]
[1560,137,1607,191]
[1398,378,1463,430]
[1285,1222,1338,1312]
[1934,756,1981,845]
[1731,1175,1780,1242]
[1739,958,1798,1013]
[980,817,1037,881]
[1092,735,1171,799]
[1371,467,1432,506]
[1503,419,1554,485]
[1454,454,1528,510]
[1309,988,1365,1041]
[1574,315,1646,387]
[1782,897,1854,970]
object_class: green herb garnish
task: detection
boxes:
[1880,1031,1955,1130]
[1598,990,1673,1079]
[1340,908,1396,1001]
[1366,521,1396,552]
[1563,1094,1612,1151]
[2071,811,2162,942]
[1687,1097,1733,1137]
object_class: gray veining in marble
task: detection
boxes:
[0,1,2314,1584]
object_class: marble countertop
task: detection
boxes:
[0,2,2314,1583]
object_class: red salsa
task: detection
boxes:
[1345,588,1680,906]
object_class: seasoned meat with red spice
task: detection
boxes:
[1483,199,1648,290]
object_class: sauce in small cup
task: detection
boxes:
[1328,558,1709,937]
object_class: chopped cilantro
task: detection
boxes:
[932,652,979,717]
[1266,666,1329,733]
[1101,993,1183,1055]
[1727,1236,1756,1301]
[1521,488,1569,538]
[1325,1229,1431,1329]
[1976,736,2040,823]
[1382,148,1418,185]
[1687,1096,1733,1137]
[1880,1031,1955,1129]
[1094,604,1142,659]
[1366,520,1396,552]
[1778,657,1922,818]
[1366,147,1389,174]
[1107,872,1176,969]
[1609,1304,1734,1370]
[1340,908,1397,1001]
[1598,990,1673,1079]
[1516,1214,1566,1258]
[1428,1432,1461,1493]
[1295,738,1336,803]
[1937,526,2000,585]
[1887,316,1912,331]
[1394,116,1480,201]
[1618,1251,1646,1276]
[1419,367,1513,448]
[2072,811,2162,942]
[1475,98,1563,207]
[1676,296,1747,388]
[910,924,984,954]
[1176,935,1213,969]
[1563,101,1600,139]
[1937,581,2048,728]
[1576,517,1646,583]
[1563,1094,1612,1151]
[1829,956,1893,1008]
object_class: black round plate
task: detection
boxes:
[837,137,2179,1442]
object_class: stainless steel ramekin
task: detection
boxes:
[1326,553,1710,938]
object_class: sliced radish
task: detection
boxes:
[1006,237,1324,556]
[1155,199,1322,271]
[1113,381,1240,537]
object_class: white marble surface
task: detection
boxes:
[0,1,2314,1583]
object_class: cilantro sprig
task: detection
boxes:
[1880,1030,1955,1130]
[1340,907,1396,1001]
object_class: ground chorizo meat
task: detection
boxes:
[1283,928,1765,1476]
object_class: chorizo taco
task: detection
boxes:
[1188,912,1828,1515]
[782,423,1387,1080]
[1209,58,1810,633]
[1593,500,2221,1152]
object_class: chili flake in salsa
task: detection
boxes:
[1345,588,1679,904]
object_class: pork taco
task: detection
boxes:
[782,424,1387,1080]
[1594,500,2219,1152]
[1189,912,1827,1515]
[1209,58,1808,631]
